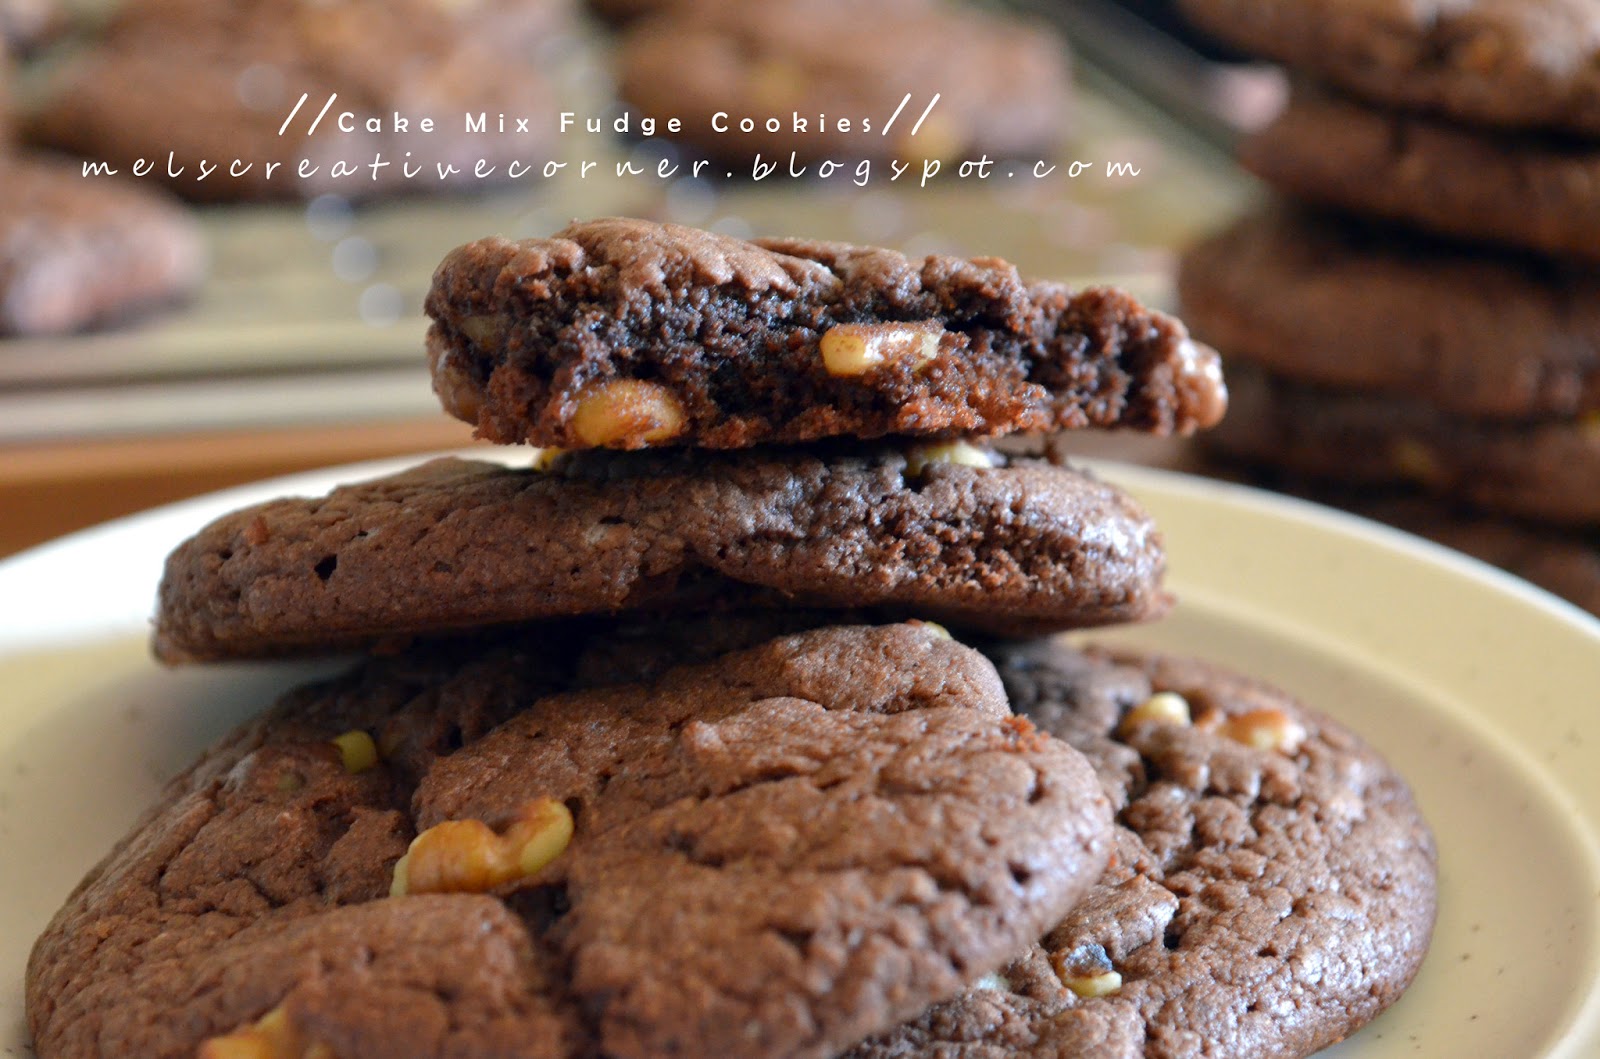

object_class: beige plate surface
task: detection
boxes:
[2,454,1598,1057]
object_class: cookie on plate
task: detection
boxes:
[426,218,1227,450]
[28,623,1116,1059]
[153,444,1172,663]
[26,0,555,202]
[616,1,1069,166]
[1177,0,1600,135]
[1208,362,1600,528]
[1177,205,1600,421]
[1242,86,1600,264]
[851,640,1438,1058]
[0,155,205,335]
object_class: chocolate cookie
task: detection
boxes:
[851,641,1438,1058]
[26,0,555,202]
[29,623,1117,1059]
[1178,205,1600,421]
[1177,0,1600,135]
[426,219,1227,449]
[153,444,1172,663]
[0,155,205,335]
[1243,87,1600,263]
[616,1,1069,166]
[1207,362,1600,528]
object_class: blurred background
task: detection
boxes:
[0,0,1275,555]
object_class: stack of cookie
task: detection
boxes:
[27,219,1438,1059]
[1176,0,1600,618]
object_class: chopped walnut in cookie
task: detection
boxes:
[199,1004,335,1059]
[1051,941,1123,998]
[391,798,574,896]
[570,379,686,448]
[1219,708,1307,755]
[819,321,944,376]
[904,440,1002,477]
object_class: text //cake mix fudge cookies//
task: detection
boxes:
[26,0,556,202]
[1178,206,1600,421]
[29,623,1117,1059]
[427,219,1227,450]
[1208,362,1600,527]
[615,0,1069,167]
[852,641,1438,1059]
[1177,0,1600,136]
[153,443,1171,663]
[0,155,205,335]
[1241,85,1600,264]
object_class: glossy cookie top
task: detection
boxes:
[153,445,1172,663]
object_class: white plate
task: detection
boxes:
[2,455,1598,1058]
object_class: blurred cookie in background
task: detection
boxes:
[1242,85,1600,265]
[1180,207,1600,528]
[0,0,63,54]
[1177,0,1600,136]
[0,155,204,335]
[585,0,926,28]
[616,0,1071,168]
[425,0,576,61]
[1205,362,1600,529]
[1168,0,1600,619]
[26,0,557,202]
[1178,205,1600,422]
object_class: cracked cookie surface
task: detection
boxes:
[425,218,1226,449]
[153,446,1171,663]
[28,623,1115,1059]
[850,641,1438,1059]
